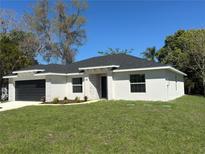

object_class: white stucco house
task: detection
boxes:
[4,54,186,102]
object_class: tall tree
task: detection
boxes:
[156,30,189,72]
[182,30,205,96]
[54,0,87,64]
[0,31,37,99]
[25,0,87,64]
[157,29,205,96]
[141,46,157,61]
[0,8,39,99]
[24,0,52,62]
[98,48,133,56]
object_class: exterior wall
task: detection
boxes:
[8,69,185,102]
[48,74,102,101]
[46,76,67,102]
[88,74,100,100]
[8,79,15,101]
[65,73,105,100]
[165,70,184,101]
[107,71,114,99]
[66,74,101,100]
[8,73,101,102]
[112,69,185,101]
[112,70,167,101]
[66,75,85,100]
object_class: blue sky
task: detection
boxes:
[1,0,205,63]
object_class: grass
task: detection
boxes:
[0,95,205,154]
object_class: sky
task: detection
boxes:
[1,0,205,64]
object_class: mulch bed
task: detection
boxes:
[42,100,86,104]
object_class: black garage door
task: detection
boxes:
[15,80,45,101]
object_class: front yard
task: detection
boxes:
[0,95,204,154]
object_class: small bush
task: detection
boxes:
[74,96,80,103]
[53,98,59,104]
[63,97,68,104]
[84,96,88,102]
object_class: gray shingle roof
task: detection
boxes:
[20,64,68,73]
[19,54,168,73]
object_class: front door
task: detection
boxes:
[101,76,107,98]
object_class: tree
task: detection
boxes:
[141,46,157,61]
[0,31,37,99]
[0,9,18,34]
[157,29,205,96]
[98,48,133,56]
[24,0,52,62]
[0,8,39,99]
[181,30,205,96]
[156,30,190,72]
[54,0,87,64]
[25,0,87,64]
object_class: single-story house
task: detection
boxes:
[4,54,186,102]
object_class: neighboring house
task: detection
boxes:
[3,54,186,102]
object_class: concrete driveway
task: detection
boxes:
[0,101,41,112]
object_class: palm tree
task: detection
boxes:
[142,47,157,61]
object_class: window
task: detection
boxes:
[72,78,83,93]
[130,74,146,92]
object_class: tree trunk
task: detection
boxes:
[65,52,73,64]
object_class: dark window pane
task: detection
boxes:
[72,78,82,84]
[73,86,82,93]
[130,74,145,83]
[131,84,146,92]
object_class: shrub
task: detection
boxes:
[84,96,88,102]
[74,96,80,103]
[53,98,59,104]
[63,97,69,104]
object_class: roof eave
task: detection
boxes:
[168,67,187,76]
[34,72,84,76]
[13,69,45,74]
[3,75,18,79]
[113,66,187,76]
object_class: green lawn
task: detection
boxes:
[0,96,205,154]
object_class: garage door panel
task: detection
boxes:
[15,80,45,101]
